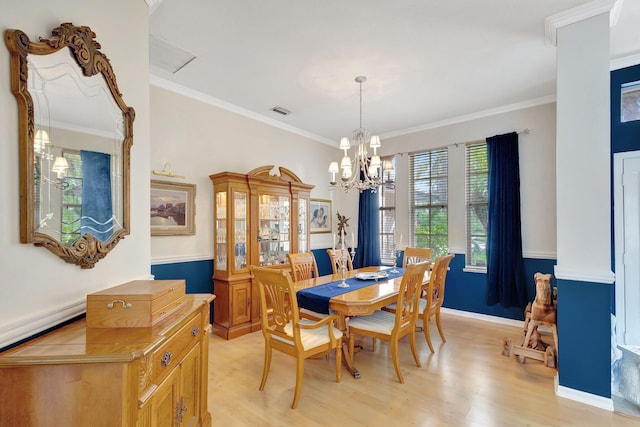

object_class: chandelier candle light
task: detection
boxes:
[328,76,393,193]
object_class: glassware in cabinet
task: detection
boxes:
[215,191,227,270]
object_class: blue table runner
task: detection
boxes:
[296,267,406,314]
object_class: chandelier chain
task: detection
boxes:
[327,76,393,193]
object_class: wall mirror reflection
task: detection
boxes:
[5,23,135,268]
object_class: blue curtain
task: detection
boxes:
[353,188,381,268]
[81,150,114,242]
[485,132,527,308]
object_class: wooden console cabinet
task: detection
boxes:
[210,165,313,339]
[0,293,214,427]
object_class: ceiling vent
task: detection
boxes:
[270,106,291,116]
[149,34,196,74]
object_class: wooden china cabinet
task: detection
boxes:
[210,166,313,339]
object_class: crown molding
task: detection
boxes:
[545,0,619,46]
[150,74,336,146]
[611,51,640,70]
[380,95,556,140]
[145,0,164,15]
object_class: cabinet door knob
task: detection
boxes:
[191,325,199,336]
[161,351,172,367]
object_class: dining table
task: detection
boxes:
[293,265,429,379]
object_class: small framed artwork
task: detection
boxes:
[310,198,332,234]
[150,180,196,236]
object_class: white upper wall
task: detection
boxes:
[0,0,151,348]
[381,103,558,259]
[555,13,614,283]
[149,85,358,263]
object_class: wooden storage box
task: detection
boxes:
[86,279,186,328]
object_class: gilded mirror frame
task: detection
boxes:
[5,23,134,268]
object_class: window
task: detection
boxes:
[465,142,488,268]
[60,151,82,246]
[409,149,448,257]
[621,80,640,123]
[379,156,396,264]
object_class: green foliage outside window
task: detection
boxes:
[409,149,448,257]
[466,143,488,267]
[60,152,82,246]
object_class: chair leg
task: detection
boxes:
[372,337,376,352]
[409,329,421,368]
[291,355,305,409]
[423,315,435,353]
[435,309,446,343]
[335,339,342,383]
[259,341,272,390]
[391,339,404,383]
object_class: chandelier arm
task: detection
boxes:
[329,75,388,193]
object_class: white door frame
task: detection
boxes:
[614,150,640,345]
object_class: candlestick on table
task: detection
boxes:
[337,245,356,288]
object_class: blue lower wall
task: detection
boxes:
[151,252,557,323]
[153,253,623,395]
[444,254,557,320]
[151,259,214,319]
[557,279,612,398]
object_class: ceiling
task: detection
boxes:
[149,0,640,145]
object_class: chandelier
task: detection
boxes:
[328,76,393,193]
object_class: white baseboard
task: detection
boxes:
[441,307,523,328]
[444,307,615,413]
[556,384,614,412]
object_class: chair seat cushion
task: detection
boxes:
[348,310,396,335]
[273,319,341,351]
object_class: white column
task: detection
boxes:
[554,12,615,283]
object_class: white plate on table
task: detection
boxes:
[354,271,389,281]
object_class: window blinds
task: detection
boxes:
[409,149,448,256]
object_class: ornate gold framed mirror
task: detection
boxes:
[5,23,135,268]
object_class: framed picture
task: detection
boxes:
[310,198,332,234]
[150,180,196,236]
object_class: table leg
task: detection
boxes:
[336,314,360,379]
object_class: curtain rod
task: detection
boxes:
[392,128,530,156]
[450,128,530,148]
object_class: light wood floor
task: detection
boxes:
[208,313,639,426]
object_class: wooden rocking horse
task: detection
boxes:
[503,272,558,368]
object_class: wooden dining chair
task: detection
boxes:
[402,247,432,268]
[326,249,354,274]
[347,261,430,383]
[287,252,325,320]
[419,254,454,352]
[287,252,319,281]
[250,266,342,409]
[388,254,454,353]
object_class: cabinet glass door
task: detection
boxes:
[298,198,308,252]
[233,191,248,270]
[215,191,227,270]
[257,194,290,266]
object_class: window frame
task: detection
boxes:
[464,141,488,272]
[408,148,448,258]
[378,156,396,265]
